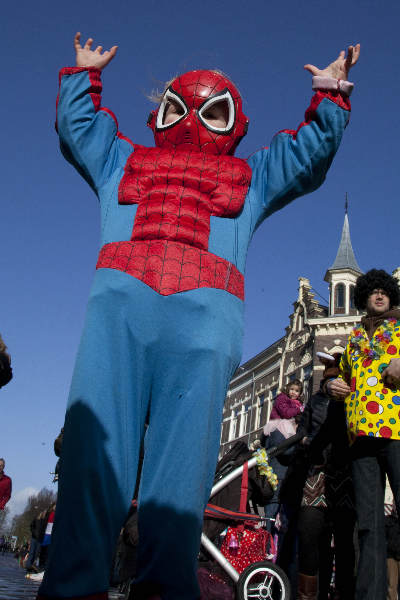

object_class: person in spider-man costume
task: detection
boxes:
[38,33,360,600]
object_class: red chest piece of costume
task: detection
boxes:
[96,69,251,299]
[97,146,251,298]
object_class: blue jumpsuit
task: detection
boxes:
[38,68,351,600]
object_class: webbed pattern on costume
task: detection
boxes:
[96,240,245,298]
[95,145,251,299]
[119,145,251,249]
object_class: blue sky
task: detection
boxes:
[1,0,400,511]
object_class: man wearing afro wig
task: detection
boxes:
[38,33,360,600]
[328,269,400,600]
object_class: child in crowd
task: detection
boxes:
[265,380,304,439]
[37,31,359,600]
[261,380,304,532]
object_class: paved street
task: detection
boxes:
[0,554,127,599]
[0,554,39,600]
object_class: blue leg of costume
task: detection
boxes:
[39,269,243,599]
[136,293,243,599]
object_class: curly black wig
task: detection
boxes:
[354,269,400,310]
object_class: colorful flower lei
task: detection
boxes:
[349,319,397,361]
[253,448,278,491]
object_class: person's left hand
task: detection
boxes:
[74,32,118,70]
[304,44,361,80]
[382,358,400,389]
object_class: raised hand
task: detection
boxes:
[74,32,118,70]
[382,358,400,390]
[304,44,360,81]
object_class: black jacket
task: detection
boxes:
[297,389,330,441]
[30,517,44,541]
[309,400,351,469]
[261,429,297,503]
[0,353,12,388]
[54,428,64,457]
[279,390,331,507]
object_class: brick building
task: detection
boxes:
[220,210,375,455]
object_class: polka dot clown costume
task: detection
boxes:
[341,318,400,441]
[38,41,357,600]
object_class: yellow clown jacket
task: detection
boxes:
[339,317,400,442]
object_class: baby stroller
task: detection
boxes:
[200,432,302,600]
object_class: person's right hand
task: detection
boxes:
[74,32,118,70]
[326,377,351,399]
[304,44,360,81]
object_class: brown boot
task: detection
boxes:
[297,573,318,600]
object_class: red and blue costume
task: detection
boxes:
[39,68,353,600]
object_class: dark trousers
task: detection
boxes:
[351,438,400,600]
[264,502,280,533]
[297,506,355,599]
[25,537,40,570]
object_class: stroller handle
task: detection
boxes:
[210,432,303,499]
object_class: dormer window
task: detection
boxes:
[335,283,345,310]
[349,285,355,309]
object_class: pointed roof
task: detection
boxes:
[329,212,362,273]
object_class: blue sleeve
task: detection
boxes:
[247,91,351,229]
[56,67,133,193]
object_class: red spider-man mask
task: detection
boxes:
[147,70,249,155]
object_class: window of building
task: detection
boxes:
[242,404,250,434]
[302,364,313,399]
[230,408,240,441]
[288,373,297,382]
[271,387,278,400]
[239,405,247,437]
[297,312,303,331]
[335,283,345,309]
[256,394,265,429]
[349,285,355,309]
[303,364,312,380]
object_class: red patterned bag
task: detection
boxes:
[220,462,270,573]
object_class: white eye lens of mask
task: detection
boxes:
[198,90,235,133]
[156,89,188,130]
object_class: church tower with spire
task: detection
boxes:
[324,198,363,316]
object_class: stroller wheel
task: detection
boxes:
[236,561,290,600]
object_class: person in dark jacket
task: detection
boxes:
[296,353,356,600]
[385,504,400,600]
[0,459,12,510]
[297,399,356,600]
[26,513,46,573]
[0,334,12,389]
[53,427,64,482]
